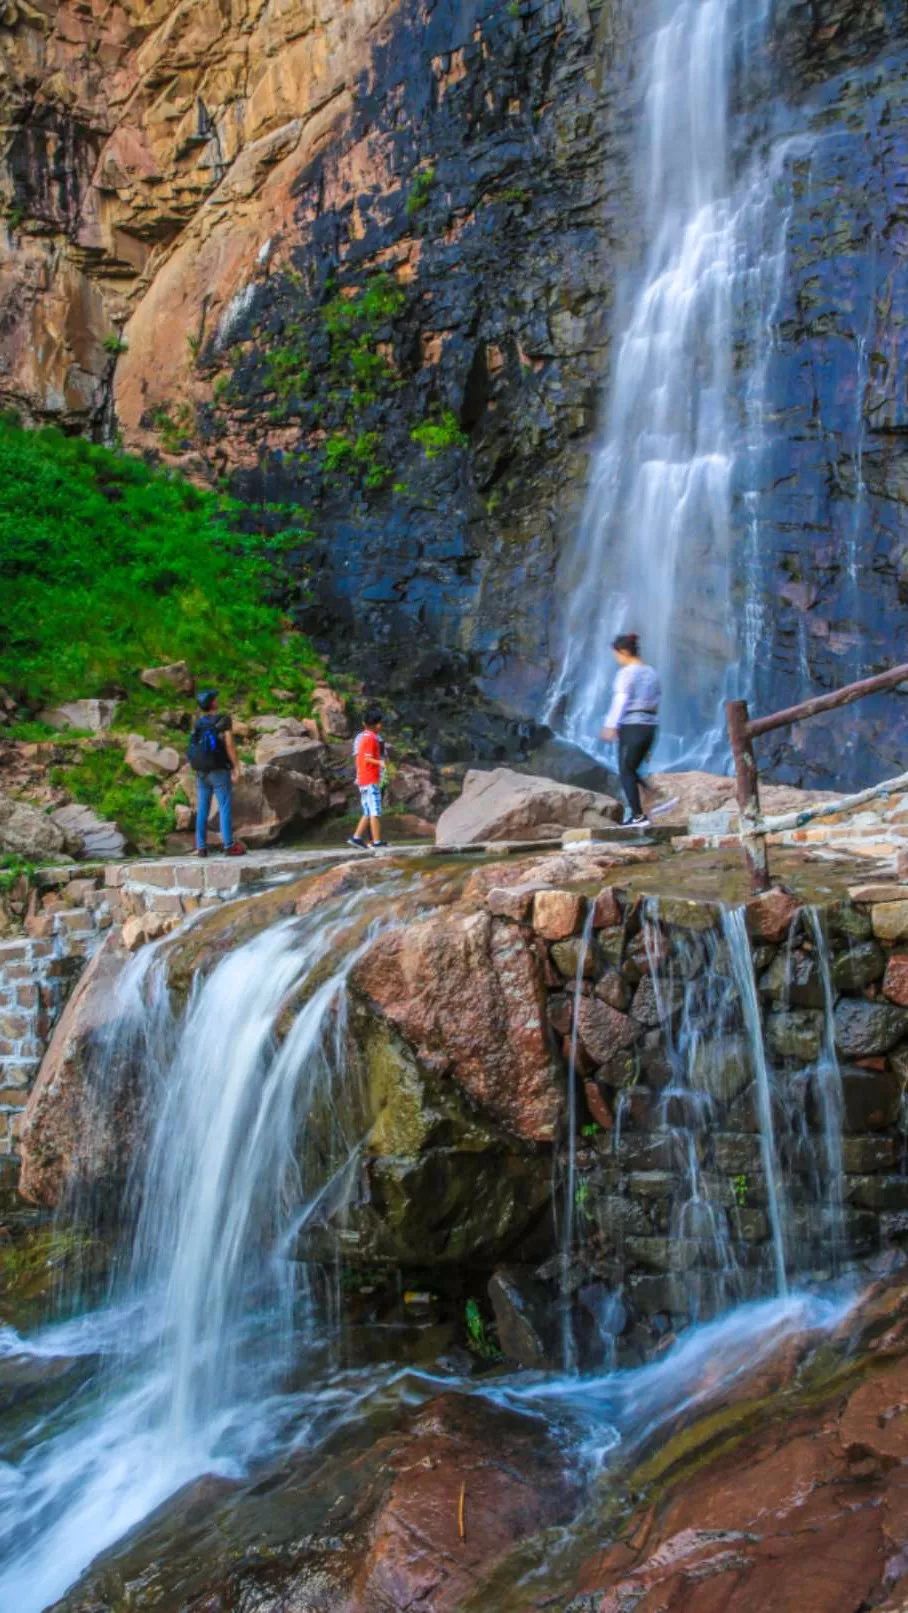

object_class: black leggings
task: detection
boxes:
[618,724,656,817]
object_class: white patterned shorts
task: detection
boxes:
[359,783,382,817]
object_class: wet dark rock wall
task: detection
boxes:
[743,0,908,787]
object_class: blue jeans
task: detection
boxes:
[195,769,233,850]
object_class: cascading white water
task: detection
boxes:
[546,0,771,767]
[0,895,380,1613]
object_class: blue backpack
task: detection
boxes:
[187,716,226,773]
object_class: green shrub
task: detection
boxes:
[50,746,174,852]
[410,409,468,458]
[0,854,38,893]
[406,165,437,217]
[102,334,128,356]
[0,418,320,713]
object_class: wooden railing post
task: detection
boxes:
[726,698,770,894]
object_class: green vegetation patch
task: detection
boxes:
[0,417,319,714]
[410,409,469,458]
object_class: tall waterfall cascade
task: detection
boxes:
[547,0,777,767]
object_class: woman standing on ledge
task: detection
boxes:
[601,632,661,826]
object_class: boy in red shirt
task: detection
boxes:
[348,705,388,851]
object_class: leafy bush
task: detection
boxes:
[50,746,174,852]
[0,418,320,713]
[0,854,38,893]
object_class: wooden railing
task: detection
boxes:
[725,663,908,893]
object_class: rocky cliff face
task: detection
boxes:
[2,0,908,774]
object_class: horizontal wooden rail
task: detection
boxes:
[746,663,908,740]
[726,664,908,894]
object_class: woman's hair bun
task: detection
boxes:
[612,632,640,656]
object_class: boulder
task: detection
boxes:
[759,947,825,1007]
[228,764,329,846]
[139,660,194,694]
[689,1035,753,1103]
[38,698,119,732]
[833,940,886,991]
[252,732,326,773]
[352,906,561,1142]
[0,793,67,858]
[50,802,126,859]
[435,766,621,847]
[311,683,350,738]
[124,733,180,777]
[18,936,131,1206]
[250,714,319,739]
[488,1266,558,1368]
[834,998,908,1059]
[387,758,443,819]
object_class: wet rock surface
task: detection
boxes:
[51,1391,576,1613]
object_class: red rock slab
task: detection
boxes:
[745,886,800,943]
[349,1393,575,1612]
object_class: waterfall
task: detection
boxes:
[546,0,772,767]
[0,893,379,1613]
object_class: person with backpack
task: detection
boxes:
[347,705,389,851]
[188,690,246,858]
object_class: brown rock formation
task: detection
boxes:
[0,0,392,428]
[18,932,129,1205]
[352,903,561,1142]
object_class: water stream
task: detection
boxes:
[0,893,383,1613]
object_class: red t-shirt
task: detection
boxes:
[355,729,382,786]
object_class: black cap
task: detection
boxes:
[197,689,218,711]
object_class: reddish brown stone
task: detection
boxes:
[576,996,638,1065]
[532,888,583,941]
[486,884,537,921]
[745,887,799,944]
[884,952,908,1007]
[352,908,561,1141]
[583,1079,613,1131]
[592,886,622,928]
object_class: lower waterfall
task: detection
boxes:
[0,893,381,1613]
[0,879,878,1608]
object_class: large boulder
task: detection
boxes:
[252,732,327,773]
[435,766,621,847]
[38,698,119,733]
[352,904,561,1142]
[228,764,329,845]
[18,936,131,1207]
[0,793,67,858]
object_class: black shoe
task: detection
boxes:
[370,840,389,850]
[629,815,651,829]
[347,836,371,851]
[195,848,208,858]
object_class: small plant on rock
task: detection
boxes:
[465,1298,502,1360]
[410,409,469,459]
[103,334,128,356]
[405,164,437,217]
[732,1174,749,1207]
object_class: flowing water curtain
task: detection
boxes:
[0,889,387,1613]
[546,0,776,768]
